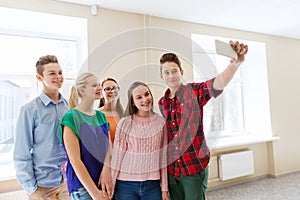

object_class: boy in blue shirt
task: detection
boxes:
[13,55,70,199]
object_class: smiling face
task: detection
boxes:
[36,62,64,92]
[101,80,120,103]
[80,75,102,101]
[160,61,184,91]
[132,85,153,116]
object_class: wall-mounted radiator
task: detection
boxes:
[218,150,254,181]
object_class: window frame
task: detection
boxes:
[0,7,87,180]
[191,34,272,139]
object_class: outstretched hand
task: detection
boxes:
[229,40,248,64]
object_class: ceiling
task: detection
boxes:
[57,0,300,40]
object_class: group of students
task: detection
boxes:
[13,40,248,200]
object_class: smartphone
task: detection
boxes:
[215,39,237,60]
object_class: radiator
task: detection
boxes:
[218,150,254,181]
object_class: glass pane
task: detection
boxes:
[0,36,78,179]
[0,7,87,180]
[192,34,245,137]
[0,34,78,74]
[223,80,244,134]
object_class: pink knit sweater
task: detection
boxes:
[111,113,168,191]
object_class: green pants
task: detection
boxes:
[168,167,209,200]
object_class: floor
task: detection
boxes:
[0,172,299,200]
[0,191,26,200]
[207,172,300,200]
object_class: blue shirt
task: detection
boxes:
[60,109,109,194]
[13,91,68,194]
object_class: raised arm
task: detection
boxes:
[213,41,248,90]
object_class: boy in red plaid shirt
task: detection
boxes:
[158,41,248,200]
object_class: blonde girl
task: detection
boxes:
[61,72,113,200]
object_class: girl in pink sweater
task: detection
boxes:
[111,81,169,200]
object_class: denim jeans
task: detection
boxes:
[70,187,93,200]
[113,180,162,200]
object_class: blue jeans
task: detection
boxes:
[70,187,92,200]
[113,180,162,200]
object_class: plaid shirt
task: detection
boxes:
[158,78,222,178]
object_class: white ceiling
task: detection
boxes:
[57,0,300,40]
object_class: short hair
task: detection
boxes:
[159,52,182,73]
[35,55,58,76]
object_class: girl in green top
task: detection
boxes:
[61,72,113,200]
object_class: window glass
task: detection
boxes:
[0,7,87,180]
[191,34,272,138]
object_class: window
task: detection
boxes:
[191,34,272,139]
[0,7,87,180]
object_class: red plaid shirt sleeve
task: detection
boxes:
[158,78,222,177]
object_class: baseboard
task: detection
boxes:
[207,174,269,192]
[268,169,300,179]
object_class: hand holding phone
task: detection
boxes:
[215,39,237,60]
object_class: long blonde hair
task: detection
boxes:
[68,72,96,109]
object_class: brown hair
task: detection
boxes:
[159,52,182,73]
[35,55,59,76]
[123,81,154,118]
[98,78,124,117]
